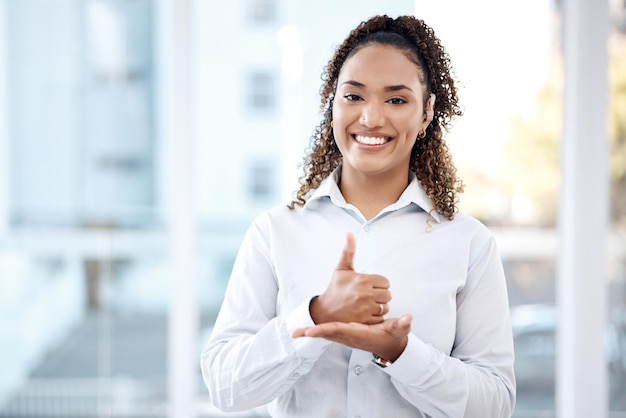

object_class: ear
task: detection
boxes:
[424,93,436,124]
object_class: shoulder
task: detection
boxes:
[258,202,304,223]
[442,211,494,238]
[247,201,307,234]
[437,212,499,258]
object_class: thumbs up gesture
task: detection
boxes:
[310,233,391,325]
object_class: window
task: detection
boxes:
[247,71,275,112]
[247,0,276,25]
[248,161,275,202]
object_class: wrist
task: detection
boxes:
[372,354,393,368]
[309,295,322,324]
[376,336,408,363]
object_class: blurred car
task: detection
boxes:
[511,303,626,403]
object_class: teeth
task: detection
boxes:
[355,135,387,145]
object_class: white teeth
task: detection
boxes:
[354,135,387,145]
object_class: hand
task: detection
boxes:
[292,314,413,362]
[311,233,391,325]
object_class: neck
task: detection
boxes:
[339,168,410,220]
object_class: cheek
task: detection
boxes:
[331,107,350,137]
[400,120,421,141]
[332,100,359,124]
[331,103,344,125]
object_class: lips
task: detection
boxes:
[353,134,390,145]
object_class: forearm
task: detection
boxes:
[386,335,515,418]
[201,302,331,411]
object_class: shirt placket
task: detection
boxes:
[354,220,379,273]
[346,221,380,417]
[346,349,371,418]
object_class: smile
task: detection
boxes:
[353,135,390,145]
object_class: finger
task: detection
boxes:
[291,328,308,338]
[301,323,338,338]
[302,321,364,338]
[372,289,392,303]
[372,290,391,311]
[370,274,390,289]
[383,314,413,334]
[398,313,413,330]
[372,302,388,317]
[336,232,356,271]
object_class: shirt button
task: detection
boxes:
[363,224,371,232]
[354,365,363,375]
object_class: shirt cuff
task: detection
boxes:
[285,298,332,359]
[386,333,436,384]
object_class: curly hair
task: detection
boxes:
[288,15,464,220]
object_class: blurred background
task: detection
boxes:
[0,0,624,417]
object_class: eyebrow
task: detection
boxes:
[341,80,414,93]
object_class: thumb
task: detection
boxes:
[383,314,413,335]
[398,314,413,331]
[336,232,356,271]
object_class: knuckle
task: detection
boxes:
[355,274,369,285]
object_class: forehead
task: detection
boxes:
[338,44,424,89]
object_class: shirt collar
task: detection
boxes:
[304,168,347,209]
[304,167,441,223]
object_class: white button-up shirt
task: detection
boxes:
[201,170,516,418]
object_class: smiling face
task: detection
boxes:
[332,44,432,182]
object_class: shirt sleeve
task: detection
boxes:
[200,214,332,412]
[384,229,516,418]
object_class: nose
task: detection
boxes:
[359,103,385,128]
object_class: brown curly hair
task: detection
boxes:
[288,15,464,220]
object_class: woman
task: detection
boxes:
[202,14,516,418]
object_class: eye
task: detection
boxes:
[343,94,363,102]
[388,97,407,105]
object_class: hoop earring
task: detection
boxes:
[418,129,426,139]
